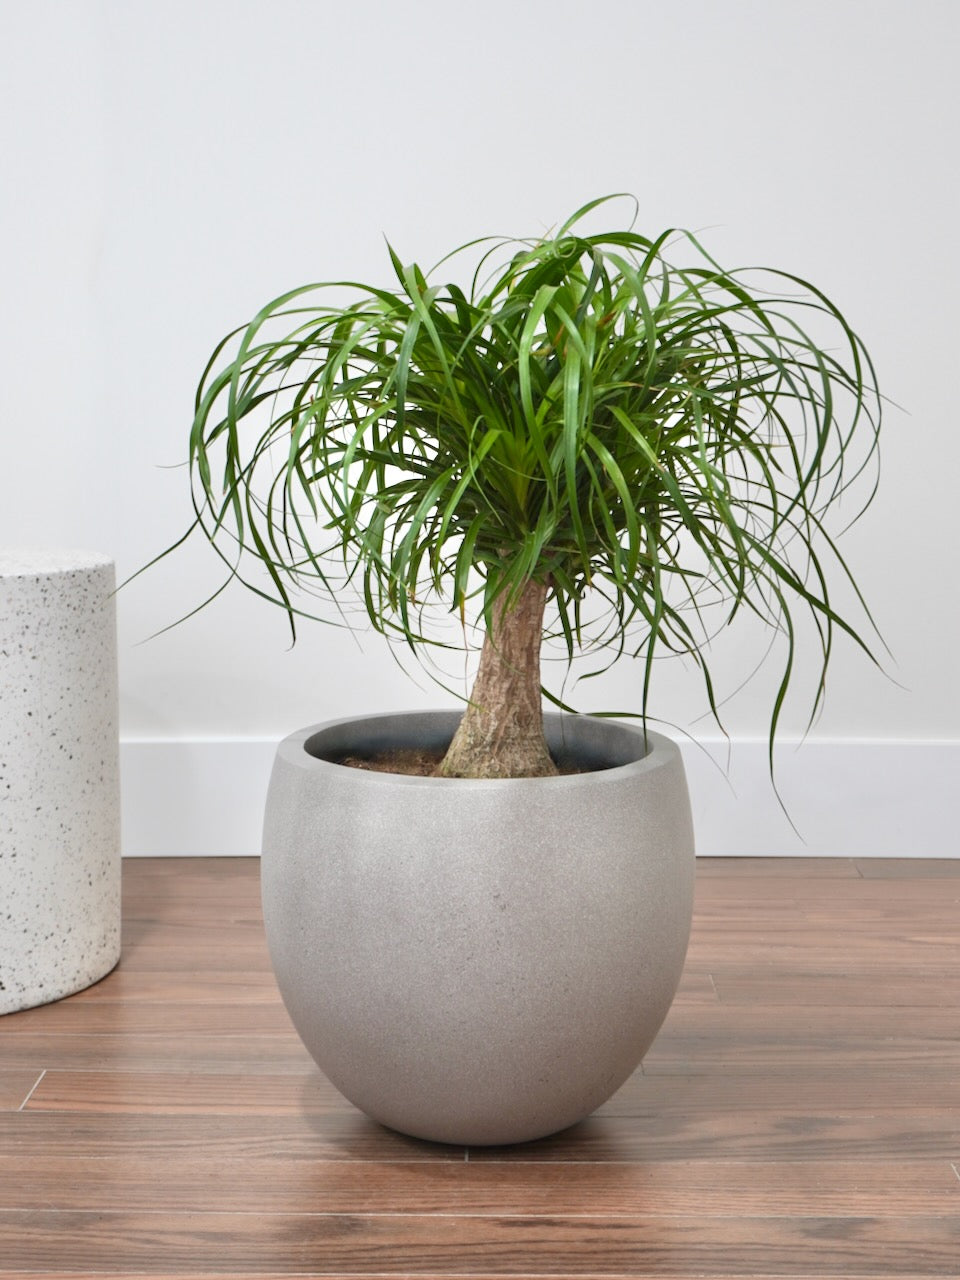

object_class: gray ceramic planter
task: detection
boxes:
[261,710,695,1146]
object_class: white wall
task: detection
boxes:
[2,0,958,853]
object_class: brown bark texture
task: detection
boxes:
[437,578,557,779]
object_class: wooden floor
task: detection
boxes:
[1,856,958,1278]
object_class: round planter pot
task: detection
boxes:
[261,710,695,1146]
[0,550,121,1015]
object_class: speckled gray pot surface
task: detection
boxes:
[261,711,695,1146]
[0,550,120,1015]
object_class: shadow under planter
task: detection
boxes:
[261,710,694,1146]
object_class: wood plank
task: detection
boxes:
[0,1274,932,1280]
[2,999,295,1035]
[122,855,259,884]
[19,1062,960,1122]
[713,972,960,1006]
[13,1000,957,1072]
[1,1209,958,1276]
[13,983,957,1044]
[115,942,274,972]
[706,960,960,981]
[62,969,283,1004]
[682,940,960,971]
[599,1068,960,1114]
[697,862,959,886]
[121,916,269,939]
[466,1110,960,1162]
[691,896,960,942]
[4,1107,960,1164]
[689,900,960,928]
[856,858,960,878]
[0,1111,461,1163]
[23,1069,349,1115]
[695,857,860,877]
[650,1004,960,1037]
[0,1157,955,1216]
[689,899,960,923]
[0,1070,44,1111]
[25,1062,959,1122]
[642,1044,960,1074]
[0,1031,314,1072]
[642,1003,960,1072]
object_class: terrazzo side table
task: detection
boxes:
[0,550,121,1014]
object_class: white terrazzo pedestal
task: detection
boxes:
[0,550,121,1014]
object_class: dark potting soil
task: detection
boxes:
[335,749,587,777]
[337,748,446,776]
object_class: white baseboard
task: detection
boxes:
[119,736,959,858]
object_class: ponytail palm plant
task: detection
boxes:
[177,197,881,779]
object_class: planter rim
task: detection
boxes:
[274,709,681,790]
[0,548,114,579]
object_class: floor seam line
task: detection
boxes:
[17,1069,46,1112]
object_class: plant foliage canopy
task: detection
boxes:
[179,196,882,764]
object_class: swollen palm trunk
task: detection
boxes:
[438,578,557,779]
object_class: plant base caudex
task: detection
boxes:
[438,578,557,779]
